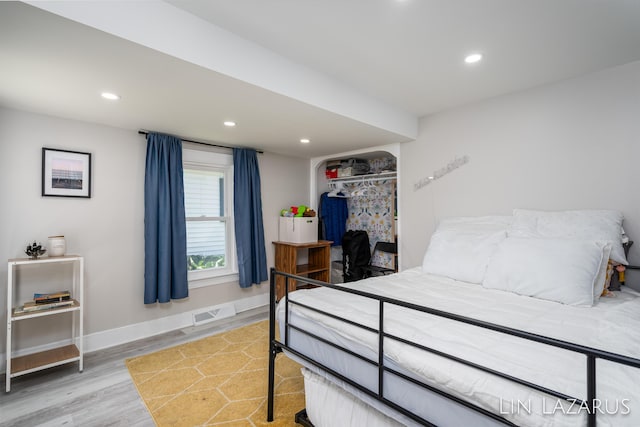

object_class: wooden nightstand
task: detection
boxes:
[272,240,332,301]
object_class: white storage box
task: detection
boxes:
[279,217,318,243]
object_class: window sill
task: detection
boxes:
[188,272,239,289]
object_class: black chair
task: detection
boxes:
[362,241,398,278]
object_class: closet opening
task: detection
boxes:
[313,151,398,284]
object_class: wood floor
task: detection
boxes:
[0,307,269,427]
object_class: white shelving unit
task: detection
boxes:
[5,255,84,392]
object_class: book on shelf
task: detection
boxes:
[14,299,75,314]
[33,290,71,304]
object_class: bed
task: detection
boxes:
[267,210,640,427]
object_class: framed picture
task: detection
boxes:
[42,148,92,198]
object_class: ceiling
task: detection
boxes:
[2,1,640,158]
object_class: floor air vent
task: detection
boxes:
[192,303,236,326]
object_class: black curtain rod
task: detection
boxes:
[138,130,263,154]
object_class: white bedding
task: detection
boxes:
[277,268,640,427]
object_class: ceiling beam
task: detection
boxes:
[26,0,418,139]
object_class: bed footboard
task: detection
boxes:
[266,268,640,427]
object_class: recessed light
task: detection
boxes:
[300,138,310,144]
[464,53,483,64]
[223,121,236,127]
[101,92,120,100]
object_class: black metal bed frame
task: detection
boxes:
[267,268,640,427]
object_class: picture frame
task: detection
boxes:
[42,148,92,198]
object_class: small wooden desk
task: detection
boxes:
[272,240,332,301]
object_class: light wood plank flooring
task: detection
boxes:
[1,307,269,427]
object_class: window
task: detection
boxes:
[183,148,236,287]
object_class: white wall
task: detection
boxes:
[399,61,640,280]
[0,108,309,355]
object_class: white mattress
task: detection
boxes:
[276,267,640,427]
[302,368,405,427]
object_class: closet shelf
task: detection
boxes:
[328,172,396,185]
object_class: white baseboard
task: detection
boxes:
[1,293,269,373]
[84,292,269,352]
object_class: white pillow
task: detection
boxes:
[422,216,510,284]
[482,237,609,307]
[510,209,627,265]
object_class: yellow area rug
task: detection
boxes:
[125,320,304,426]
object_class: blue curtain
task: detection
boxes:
[233,148,268,288]
[144,133,188,303]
